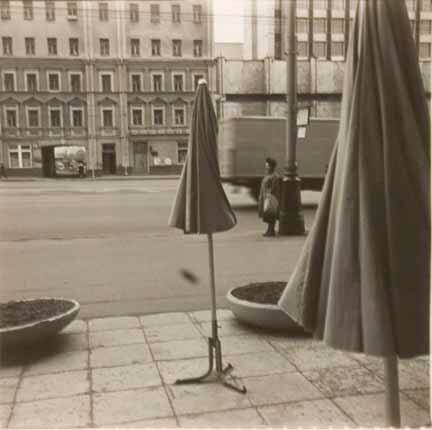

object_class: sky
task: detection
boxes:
[213,0,245,43]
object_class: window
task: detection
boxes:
[193,40,202,57]
[152,74,163,92]
[46,1,55,20]
[423,0,432,11]
[151,39,161,56]
[2,37,12,55]
[172,39,182,56]
[70,73,81,92]
[297,41,309,57]
[48,72,60,91]
[130,3,139,21]
[25,37,35,55]
[5,108,17,127]
[27,108,39,127]
[23,0,33,20]
[150,4,160,23]
[1,0,10,19]
[274,33,282,59]
[193,74,204,91]
[331,41,344,57]
[297,0,309,9]
[174,108,185,126]
[313,41,327,58]
[131,74,141,92]
[101,73,112,92]
[69,38,79,56]
[313,18,327,34]
[99,2,108,21]
[177,141,188,163]
[49,107,62,128]
[131,108,143,126]
[332,0,345,9]
[48,38,57,55]
[172,4,180,22]
[131,38,140,56]
[406,0,416,11]
[152,108,164,125]
[193,5,202,23]
[67,1,78,19]
[314,0,327,9]
[331,18,344,34]
[100,38,110,56]
[296,18,309,33]
[420,20,432,36]
[420,42,431,58]
[3,72,15,91]
[102,108,113,127]
[9,145,32,168]
[71,108,83,127]
[26,72,38,92]
[173,74,184,92]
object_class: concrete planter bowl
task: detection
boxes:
[226,284,304,332]
[0,298,80,348]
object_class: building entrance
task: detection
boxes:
[102,144,116,174]
[133,142,148,174]
[41,147,56,177]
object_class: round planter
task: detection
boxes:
[0,298,80,348]
[226,286,304,332]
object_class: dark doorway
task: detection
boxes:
[133,142,148,174]
[102,144,116,175]
[41,146,56,177]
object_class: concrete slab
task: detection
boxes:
[24,350,88,376]
[216,336,274,355]
[144,323,202,343]
[303,366,384,397]
[150,338,208,361]
[157,357,211,385]
[0,366,22,379]
[98,417,178,428]
[56,332,89,351]
[16,370,89,402]
[9,394,91,428]
[0,404,11,428]
[402,389,430,411]
[334,393,431,427]
[167,383,252,415]
[89,316,140,332]
[197,320,255,338]
[61,319,88,334]
[0,377,19,404]
[93,387,173,426]
[189,309,235,323]
[140,312,192,327]
[244,373,323,406]
[89,328,145,349]
[178,407,266,428]
[258,399,355,428]
[90,343,152,368]
[92,363,162,393]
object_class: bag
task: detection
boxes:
[263,194,279,221]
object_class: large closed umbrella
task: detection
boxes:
[279,0,429,426]
[169,80,246,393]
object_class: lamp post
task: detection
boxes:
[278,0,305,236]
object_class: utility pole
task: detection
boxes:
[278,0,305,236]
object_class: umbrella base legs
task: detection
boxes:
[175,337,247,394]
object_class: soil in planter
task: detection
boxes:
[0,299,75,329]
[231,282,286,305]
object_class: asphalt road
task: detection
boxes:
[0,179,319,319]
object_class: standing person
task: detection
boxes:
[258,157,280,237]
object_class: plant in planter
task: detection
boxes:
[226,281,306,332]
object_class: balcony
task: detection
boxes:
[97,127,120,137]
[1,127,88,139]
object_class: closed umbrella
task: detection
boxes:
[169,79,246,393]
[278,0,429,426]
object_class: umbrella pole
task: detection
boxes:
[383,355,401,427]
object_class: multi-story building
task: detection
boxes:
[0,0,213,176]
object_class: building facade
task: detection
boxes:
[0,0,213,176]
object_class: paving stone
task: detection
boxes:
[189,309,235,323]
[92,363,162,393]
[93,387,173,426]
[225,351,296,377]
[157,357,212,385]
[167,382,252,415]
[197,320,255,338]
[0,377,19,404]
[16,370,89,402]
[0,366,22,379]
[145,323,202,343]
[56,332,89,351]
[268,336,319,352]
[99,417,178,428]
[244,372,323,406]
[150,338,208,361]
[89,328,145,349]
[61,319,87,334]
[403,389,430,411]
[334,393,431,427]
[9,394,91,428]
[0,404,11,427]
[178,407,266,428]
[24,350,88,376]
[90,343,152,368]
[216,336,274,355]
[303,366,384,397]
[140,312,192,327]
[259,399,355,428]
[89,316,140,332]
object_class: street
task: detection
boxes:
[0,179,318,319]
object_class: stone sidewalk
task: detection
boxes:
[0,310,429,428]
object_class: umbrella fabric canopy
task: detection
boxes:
[169,81,236,234]
[279,0,430,358]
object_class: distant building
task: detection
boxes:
[0,0,213,177]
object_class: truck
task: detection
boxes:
[217,116,339,200]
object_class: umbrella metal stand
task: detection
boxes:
[383,355,401,427]
[175,234,247,394]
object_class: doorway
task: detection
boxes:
[41,146,56,177]
[102,144,116,174]
[133,142,148,174]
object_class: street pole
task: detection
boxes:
[278,0,305,236]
